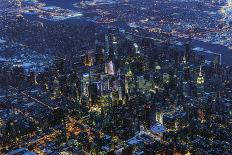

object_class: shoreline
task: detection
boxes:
[23,0,232,65]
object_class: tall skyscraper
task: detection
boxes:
[112,36,118,59]
[197,66,204,96]
[105,34,110,58]
[105,61,115,75]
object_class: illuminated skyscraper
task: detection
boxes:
[197,66,204,96]
[134,43,140,54]
[112,36,118,59]
[84,53,94,67]
[81,73,90,97]
[105,61,115,75]
[182,53,187,64]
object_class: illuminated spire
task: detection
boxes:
[199,65,202,76]
[197,66,204,85]
[126,68,133,77]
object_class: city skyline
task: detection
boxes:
[0,0,231,155]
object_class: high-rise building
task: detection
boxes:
[196,66,204,96]
[95,50,105,65]
[105,34,110,58]
[88,83,98,106]
[213,54,221,74]
[81,73,90,97]
[112,36,118,59]
[183,67,190,81]
[125,68,134,94]
[163,73,170,84]
[105,61,115,75]
[52,76,60,97]
[84,53,94,67]
[133,43,140,54]
[182,81,189,97]
[185,41,192,63]
[137,75,145,89]
[156,111,164,124]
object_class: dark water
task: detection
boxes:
[179,38,232,65]
[191,40,232,65]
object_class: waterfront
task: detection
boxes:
[30,0,232,64]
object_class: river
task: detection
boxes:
[35,0,232,65]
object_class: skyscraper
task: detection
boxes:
[105,34,110,58]
[197,66,204,96]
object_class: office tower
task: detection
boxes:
[117,70,122,99]
[112,36,118,59]
[197,66,204,96]
[125,68,133,94]
[197,108,205,123]
[117,69,125,104]
[137,75,145,89]
[133,43,140,54]
[156,111,164,124]
[60,119,67,142]
[95,50,104,65]
[105,61,115,75]
[144,104,152,128]
[185,41,191,63]
[182,53,187,64]
[52,76,60,97]
[88,83,98,107]
[84,53,94,67]
[182,81,189,97]
[81,73,90,97]
[183,67,191,81]
[213,54,221,74]
[163,73,170,84]
[105,34,110,58]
